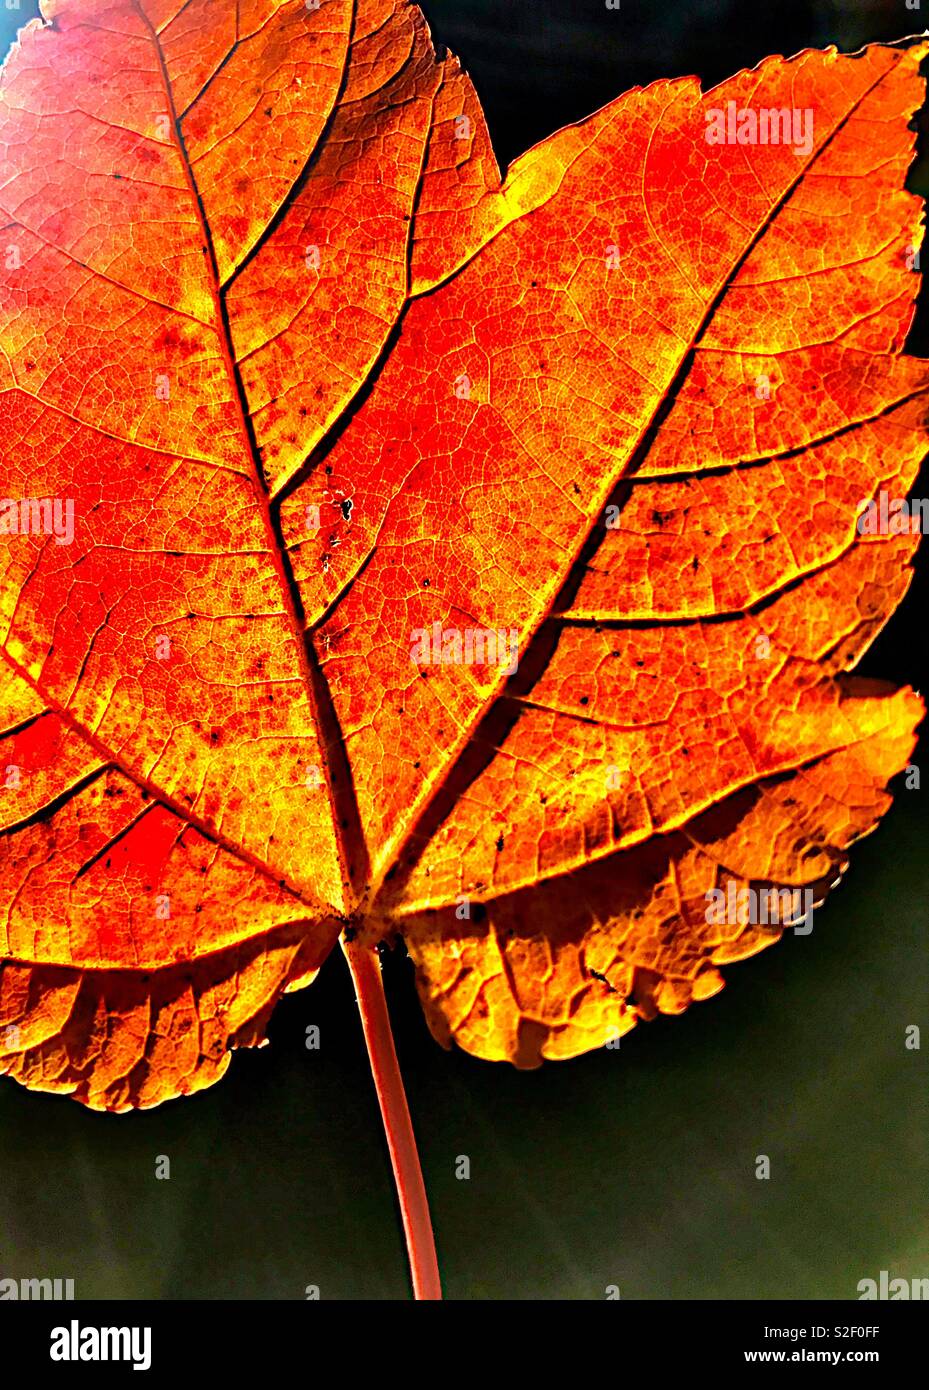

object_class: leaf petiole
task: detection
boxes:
[342,935,442,1300]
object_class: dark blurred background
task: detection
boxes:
[0,0,926,1300]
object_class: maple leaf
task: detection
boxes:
[0,0,925,1298]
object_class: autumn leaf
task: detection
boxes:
[0,0,925,1298]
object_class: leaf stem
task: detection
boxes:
[342,936,442,1300]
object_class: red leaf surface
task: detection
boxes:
[0,4,923,1159]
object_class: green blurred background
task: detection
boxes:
[0,0,926,1300]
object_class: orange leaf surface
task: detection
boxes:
[0,1,925,1115]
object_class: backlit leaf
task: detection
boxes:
[0,1,924,1115]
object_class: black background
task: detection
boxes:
[0,0,926,1301]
